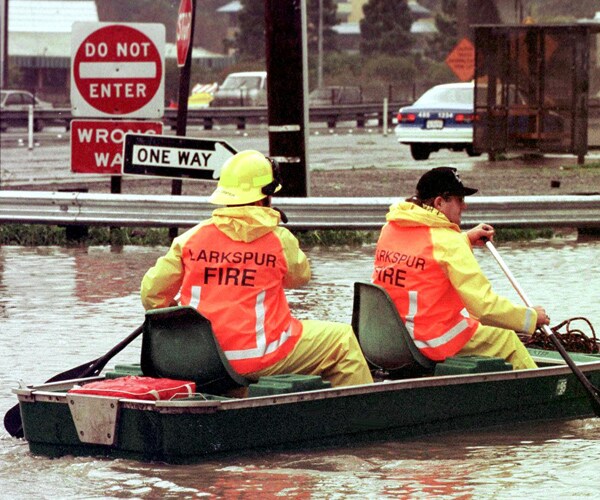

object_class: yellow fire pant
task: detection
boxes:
[459,324,538,370]
[247,320,374,387]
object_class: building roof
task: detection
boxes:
[217,1,241,14]
[7,0,234,69]
[8,0,99,33]
[408,1,431,19]
[216,0,432,20]
[8,30,232,69]
[9,32,72,67]
[410,19,437,34]
[332,22,361,36]
[333,18,438,37]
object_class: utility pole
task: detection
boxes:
[317,0,323,89]
[1,0,8,88]
[264,0,310,197]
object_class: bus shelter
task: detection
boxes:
[473,24,600,163]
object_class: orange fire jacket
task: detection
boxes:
[374,223,478,360]
[372,201,536,361]
[141,206,309,374]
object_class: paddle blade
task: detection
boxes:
[3,405,24,439]
[46,358,103,383]
[3,324,144,438]
[547,331,600,417]
[3,357,103,439]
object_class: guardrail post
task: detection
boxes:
[578,227,600,240]
[58,188,89,242]
[27,105,34,150]
[383,98,389,136]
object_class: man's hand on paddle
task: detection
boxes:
[533,306,551,327]
[467,223,495,247]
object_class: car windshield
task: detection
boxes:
[414,86,473,107]
[221,76,262,90]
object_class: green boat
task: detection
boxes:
[11,282,600,464]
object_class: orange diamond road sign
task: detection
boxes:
[445,38,475,82]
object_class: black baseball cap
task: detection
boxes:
[416,167,478,200]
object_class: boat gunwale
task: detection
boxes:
[15,360,600,414]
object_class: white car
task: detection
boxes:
[211,71,267,107]
[394,82,480,161]
[0,89,53,132]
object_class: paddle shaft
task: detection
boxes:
[4,324,144,438]
[485,240,600,416]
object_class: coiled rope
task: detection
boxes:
[519,317,599,354]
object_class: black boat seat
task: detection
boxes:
[141,306,250,395]
[351,281,435,375]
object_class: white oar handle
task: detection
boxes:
[484,241,533,305]
[484,240,554,337]
[484,240,600,415]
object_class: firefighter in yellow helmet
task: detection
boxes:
[141,150,373,387]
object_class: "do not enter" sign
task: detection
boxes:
[71,22,165,118]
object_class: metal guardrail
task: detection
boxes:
[0,101,405,131]
[1,191,600,230]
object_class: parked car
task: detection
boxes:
[0,89,53,132]
[394,82,479,161]
[308,86,363,106]
[210,71,267,107]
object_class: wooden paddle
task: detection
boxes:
[3,324,144,438]
[485,240,600,416]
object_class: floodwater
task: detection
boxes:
[1,239,600,499]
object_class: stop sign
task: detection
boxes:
[176,0,193,67]
[71,22,165,118]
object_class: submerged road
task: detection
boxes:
[2,124,598,196]
[1,124,488,188]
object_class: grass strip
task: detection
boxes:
[1,224,559,247]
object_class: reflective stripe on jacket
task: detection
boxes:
[141,206,310,374]
[372,201,537,361]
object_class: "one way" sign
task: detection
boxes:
[122,133,237,180]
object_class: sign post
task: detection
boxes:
[123,134,237,180]
[171,0,197,239]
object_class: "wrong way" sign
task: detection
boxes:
[71,22,165,118]
[71,120,163,175]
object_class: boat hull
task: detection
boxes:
[15,352,600,463]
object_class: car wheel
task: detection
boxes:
[410,144,431,161]
[466,145,481,157]
[33,119,45,132]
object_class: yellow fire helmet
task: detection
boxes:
[208,150,282,205]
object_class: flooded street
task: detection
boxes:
[0,126,462,188]
[1,239,600,498]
